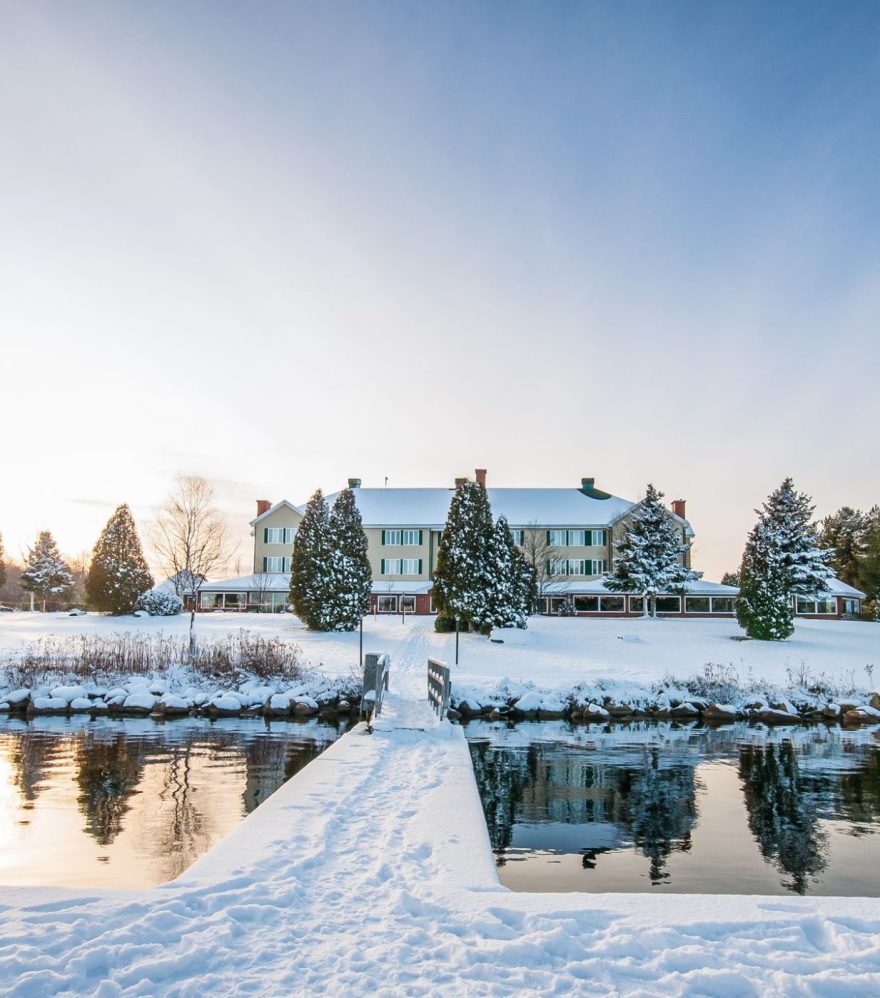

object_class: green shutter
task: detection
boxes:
[418,559,423,574]
[264,527,269,543]
[381,530,386,545]
[418,529,423,545]
[381,559,386,574]
[546,530,552,545]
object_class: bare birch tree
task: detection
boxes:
[151,475,231,649]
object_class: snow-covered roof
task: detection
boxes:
[370,581,433,595]
[818,576,865,598]
[198,573,290,593]
[547,579,739,596]
[315,487,645,529]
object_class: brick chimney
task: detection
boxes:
[347,478,361,489]
[671,499,687,519]
[475,468,487,489]
[256,499,271,517]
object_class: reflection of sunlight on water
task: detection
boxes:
[0,750,18,869]
[0,719,348,890]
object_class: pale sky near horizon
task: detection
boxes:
[2,1,879,581]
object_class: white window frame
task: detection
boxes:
[548,529,568,547]
[376,595,398,613]
[262,556,290,573]
[400,558,420,576]
[381,558,401,575]
[400,529,422,546]
[510,529,524,546]
[264,527,295,544]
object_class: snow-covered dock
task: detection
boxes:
[2,680,880,995]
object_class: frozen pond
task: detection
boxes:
[0,715,350,889]
[467,720,880,896]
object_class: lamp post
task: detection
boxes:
[359,616,364,670]
[455,616,460,666]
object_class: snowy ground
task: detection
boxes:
[1,610,877,704]
[1,682,879,995]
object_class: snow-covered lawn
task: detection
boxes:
[1,610,877,696]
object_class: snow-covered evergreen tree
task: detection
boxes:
[487,516,530,629]
[325,488,372,630]
[432,479,497,633]
[85,504,154,615]
[289,490,335,630]
[20,531,74,611]
[604,484,697,617]
[858,517,880,618]
[736,520,795,640]
[736,478,831,640]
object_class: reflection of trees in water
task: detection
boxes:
[738,741,829,894]
[835,747,880,830]
[4,731,59,803]
[618,748,696,884]
[469,742,530,857]
[74,732,149,846]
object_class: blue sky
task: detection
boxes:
[2,1,879,577]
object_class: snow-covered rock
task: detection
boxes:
[122,692,158,713]
[49,685,86,704]
[30,697,68,713]
[5,689,31,705]
[69,697,93,712]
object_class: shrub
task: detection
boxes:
[434,615,457,633]
[135,590,183,616]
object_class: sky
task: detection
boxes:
[1,0,879,580]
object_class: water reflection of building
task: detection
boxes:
[470,740,697,882]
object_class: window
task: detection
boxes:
[262,556,291,573]
[600,596,625,612]
[655,596,681,613]
[380,558,422,575]
[510,529,524,546]
[567,529,587,547]
[546,529,606,547]
[589,559,607,575]
[567,559,588,576]
[200,593,219,609]
[796,598,836,615]
[264,527,295,544]
[843,598,860,617]
[629,596,644,613]
[573,595,600,613]
[401,595,416,612]
[377,595,398,613]
[548,529,567,546]
[550,597,569,614]
[685,597,710,613]
[381,529,423,546]
[588,529,606,547]
[711,597,735,614]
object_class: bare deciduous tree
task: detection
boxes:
[519,522,569,609]
[151,475,231,649]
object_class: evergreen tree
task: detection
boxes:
[487,516,530,629]
[85,504,154,615]
[720,570,740,588]
[289,490,335,630]
[736,520,795,640]
[604,484,698,617]
[0,532,6,592]
[432,479,497,633]
[736,478,831,640]
[325,489,372,630]
[20,531,74,611]
[819,507,869,588]
[859,518,880,619]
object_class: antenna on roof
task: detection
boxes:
[384,476,388,487]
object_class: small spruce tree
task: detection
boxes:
[604,484,698,617]
[326,489,373,630]
[85,504,154,615]
[736,478,831,640]
[487,516,530,629]
[20,531,74,611]
[289,490,335,630]
[432,479,496,633]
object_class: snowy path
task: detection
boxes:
[1,660,880,994]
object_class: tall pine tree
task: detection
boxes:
[85,504,154,615]
[432,479,497,634]
[819,507,869,589]
[604,484,698,617]
[859,517,880,620]
[289,489,335,630]
[325,489,372,630]
[737,478,831,640]
[20,531,74,611]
